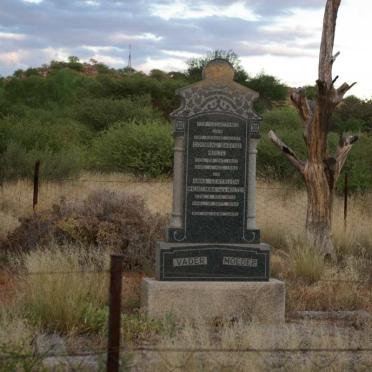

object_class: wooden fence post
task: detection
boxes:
[106,255,124,372]
[344,172,348,229]
[33,160,40,212]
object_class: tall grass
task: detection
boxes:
[145,318,372,372]
[289,242,325,284]
[1,174,371,247]
[15,244,110,333]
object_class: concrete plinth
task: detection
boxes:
[141,278,285,323]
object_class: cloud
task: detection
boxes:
[22,0,43,4]
[0,32,27,40]
[110,32,163,43]
[151,1,260,21]
[0,51,26,65]
[0,0,370,97]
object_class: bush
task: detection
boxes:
[0,142,84,180]
[340,134,372,191]
[0,115,89,181]
[246,73,288,112]
[95,73,186,115]
[4,69,90,107]
[92,121,173,177]
[3,190,167,271]
[72,95,161,131]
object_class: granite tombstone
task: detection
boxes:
[156,59,270,281]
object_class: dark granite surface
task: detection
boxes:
[156,242,270,281]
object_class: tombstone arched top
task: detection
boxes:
[170,59,261,122]
[202,59,235,82]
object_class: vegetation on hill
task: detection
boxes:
[0,53,371,189]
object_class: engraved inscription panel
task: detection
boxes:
[157,244,269,281]
[185,114,247,242]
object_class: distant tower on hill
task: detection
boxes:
[127,44,132,71]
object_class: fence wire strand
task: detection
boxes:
[1,346,372,361]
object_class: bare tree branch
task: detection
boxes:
[333,82,357,104]
[332,75,339,86]
[333,134,359,184]
[331,51,340,64]
[268,130,305,174]
[290,88,312,122]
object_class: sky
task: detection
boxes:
[0,0,371,98]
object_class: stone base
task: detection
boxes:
[141,278,285,323]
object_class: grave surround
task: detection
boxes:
[142,60,285,322]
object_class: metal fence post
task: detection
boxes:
[107,255,124,372]
[33,160,40,212]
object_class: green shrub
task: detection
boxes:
[92,120,173,177]
[261,106,302,129]
[246,73,288,111]
[0,142,84,180]
[0,115,89,180]
[340,134,372,191]
[72,95,161,131]
[4,69,88,107]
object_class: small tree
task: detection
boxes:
[268,0,358,259]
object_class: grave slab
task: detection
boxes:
[141,277,285,323]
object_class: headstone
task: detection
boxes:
[156,59,270,281]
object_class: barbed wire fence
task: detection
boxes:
[0,275,371,371]
[0,257,371,371]
[1,162,372,371]
[1,161,372,231]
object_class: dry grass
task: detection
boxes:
[257,184,372,258]
[0,173,172,239]
[136,318,372,371]
[1,174,371,255]
[0,174,371,369]
[286,281,372,312]
[288,241,325,284]
[0,174,371,323]
[13,244,110,333]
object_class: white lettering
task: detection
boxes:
[197,121,239,128]
[173,256,208,267]
[194,165,238,171]
[187,186,245,193]
[191,212,239,216]
[193,142,242,149]
[193,135,241,141]
[192,178,240,185]
[192,201,239,207]
[195,158,239,164]
[194,194,236,200]
[222,257,258,267]
[208,150,226,156]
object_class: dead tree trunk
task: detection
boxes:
[268,0,358,259]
